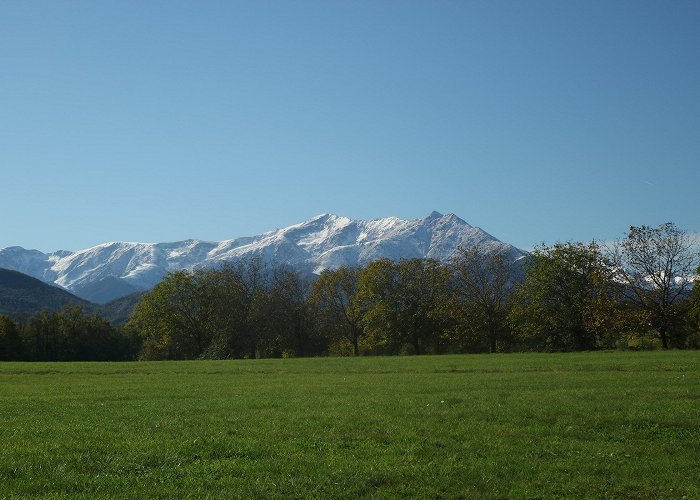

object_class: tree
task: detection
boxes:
[686,268,700,349]
[508,242,619,351]
[128,270,212,359]
[22,310,61,360]
[0,315,23,360]
[267,268,320,357]
[448,245,517,353]
[309,266,363,355]
[195,264,250,359]
[127,258,281,360]
[607,223,700,348]
[358,258,451,355]
[218,258,273,359]
[20,307,133,361]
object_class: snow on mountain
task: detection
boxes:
[0,212,526,303]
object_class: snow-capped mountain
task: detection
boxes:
[0,212,526,303]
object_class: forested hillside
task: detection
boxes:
[0,269,94,316]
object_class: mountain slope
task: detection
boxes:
[0,268,95,316]
[99,292,144,325]
[0,212,526,303]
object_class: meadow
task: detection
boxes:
[0,352,698,498]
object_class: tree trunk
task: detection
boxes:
[489,334,497,354]
[249,340,257,359]
[659,327,669,349]
[413,335,421,355]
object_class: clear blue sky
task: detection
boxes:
[1,0,698,252]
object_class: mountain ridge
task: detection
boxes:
[0,212,526,303]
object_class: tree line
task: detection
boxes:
[1,222,699,361]
[0,307,139,361]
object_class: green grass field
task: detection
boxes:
[1,352,698,498]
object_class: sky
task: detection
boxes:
[1,0,699,252]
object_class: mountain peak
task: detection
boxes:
[420,211,470,228]
[443,212,469,224]
[0,212,524,303]
[309,213,333,222]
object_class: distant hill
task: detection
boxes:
[0,268,95,317]
[0,268,144,324]
[99,292,143,325]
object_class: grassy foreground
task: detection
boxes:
[0,352,698,498]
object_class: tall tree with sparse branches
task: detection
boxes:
[607,223,700,348]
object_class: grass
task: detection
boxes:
[0,352,698,498]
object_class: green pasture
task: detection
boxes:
[0,352,698,498]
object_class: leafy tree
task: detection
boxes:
[0,315,23,360]
[447,246,517,353]
[267,268,321,357]
[309,267,363,355]
[607,223,700,348]
[508,242,619,351]
[128,270,212,359]
[128,258,278,360]
[22,310,61,360]
[193,265,249,359]
[358,258,451,355]
[21,307,133,361]
[684,268,700,349]
[216,258,273,359]
[60,307,137,360]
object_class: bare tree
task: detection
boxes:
[607,223,699,348]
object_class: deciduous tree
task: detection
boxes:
[262,267,320,357]
[0,315,23,360]
[309,267,363,355]
[508,242,617,351]
[128,270,212,359]
[448,245,517,353]
[607,223,700,348]
[358,258,451,354]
